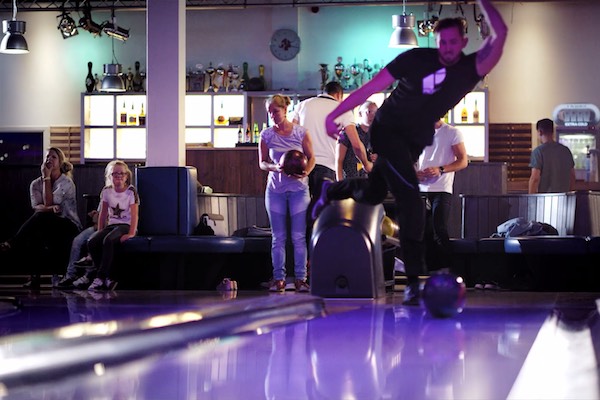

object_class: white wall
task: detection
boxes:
[0,2,599,130]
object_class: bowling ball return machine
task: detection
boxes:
[310,199,396,298]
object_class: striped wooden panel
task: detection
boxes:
[197,194,269,235]
[50,126,81,164]
[574,191,600,236]
[460,192,577,239]
[489,123,532,182]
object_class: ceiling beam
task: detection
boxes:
[0,0,592,12]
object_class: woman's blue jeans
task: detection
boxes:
[265,187,310,281]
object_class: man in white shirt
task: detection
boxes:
[293,81,371,199]
[416,119,468,271]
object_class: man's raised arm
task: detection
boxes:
[475,0,508,77]
[325,68,395,139]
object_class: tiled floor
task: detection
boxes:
[0,288,598,399]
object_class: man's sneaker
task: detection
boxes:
[56,276,75,289]
[105,278,118,291]
[88,278,105,291]
[294,279,310,293]
[269,279,286,293]
[73,275,90,289]
[311,178,333,220]
[402,282,421,306]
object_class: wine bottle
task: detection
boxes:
[237,125,243,143]
[119,101,128,126]
[258,64,266,91]
[128,104,138,126]
[472,100,480,123]
[240,61,250,91]
[138,103,146,126]
[85,61,95,93]
[133,61,143,92]
[253,123,260,143]
[461,99,468,123]
[245,124,251,143]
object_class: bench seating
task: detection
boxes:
[116,235,273,291]
[121,236,249,254]
[449,192,600,290]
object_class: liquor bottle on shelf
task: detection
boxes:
[461,99,468,123]
[240,62,250,91]
[216,101,227,125]
[128,104,138,126]
[472,100,480,123]
[245,124,251,143]
[138,103,146,126]
[119,101,128,126]
[237,125,243,143]
[253,123,260,143]
[132,61,144,92]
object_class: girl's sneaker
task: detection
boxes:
[88,278,105,291]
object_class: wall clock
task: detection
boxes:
[269,29,301,61]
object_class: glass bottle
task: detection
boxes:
[245,124,251,143]
[253,123,260,143]
[237,125,243,143]
[133,61,144,92]
[138,103,146,126]
[128,103,138,126]
[119,101,128,126]
[473,100,480,123]
[461,98,468,123]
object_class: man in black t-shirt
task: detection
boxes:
[313,0,508,305]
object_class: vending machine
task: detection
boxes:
[553,103,599,182]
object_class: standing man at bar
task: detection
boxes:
[528,118,575,194]
[313,0,508,305]
[293,82,372,199]
[417,118,468,272]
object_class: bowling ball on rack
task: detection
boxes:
[421,271,467,318]
[279,150,308,176]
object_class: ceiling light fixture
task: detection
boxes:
[79,1,103,37]
[103,9,129,42]
[389,0,418,48]
[0,0,29,54]
[57,11,79,39]
[101,35,125,92]
[418,2,439,37]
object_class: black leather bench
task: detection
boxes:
[504,236,590,255]
[117,235,272,290]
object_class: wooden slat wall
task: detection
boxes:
[489,123,532,182]
[50,126,81,164]
[186,148,268,196]
[460,192,577,239]
[197,194,269,236]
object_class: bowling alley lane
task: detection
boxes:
[0,290,598,399]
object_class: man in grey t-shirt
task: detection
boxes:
[528,118,575,193]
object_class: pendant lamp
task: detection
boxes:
[0,0,29,54]
[389,0,418,48]
[101,37,125,92]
